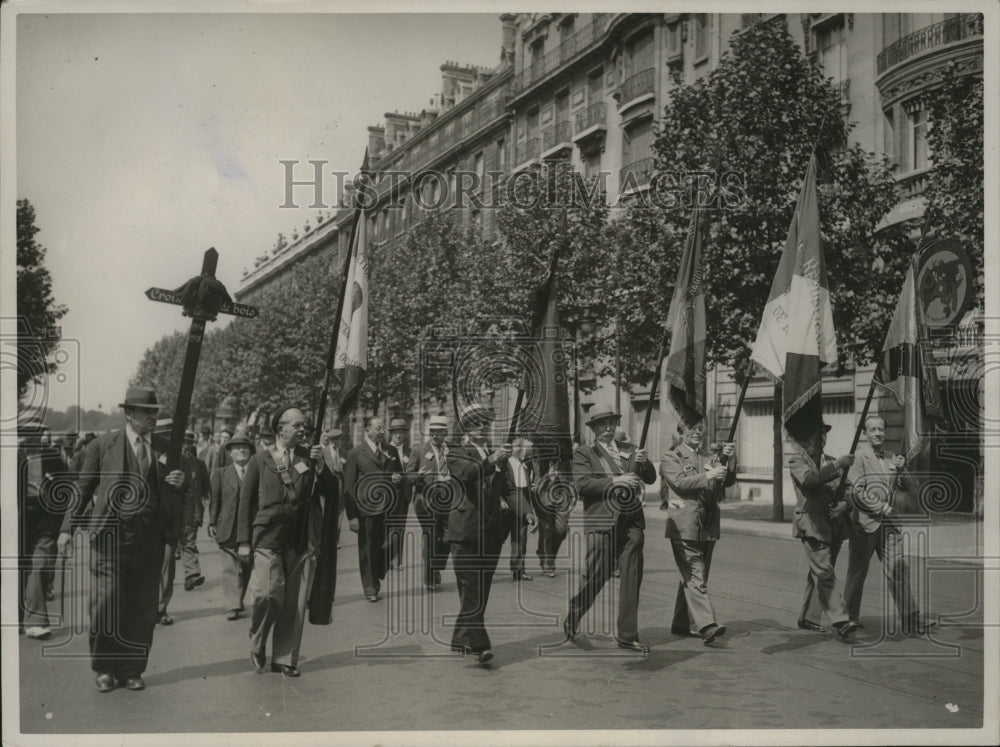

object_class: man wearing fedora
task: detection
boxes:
[343,417,404,602]
[57,386,185,692]
[237,405,335,676]
[442,403,514,664]
[661,418,735,645]
[789,420,858,640]
[386,418,413,571]
[406,415,453,591]
[563,404,656,654]
[209,431,255,620]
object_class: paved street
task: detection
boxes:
[16,507,985,736]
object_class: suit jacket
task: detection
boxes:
[661,443,735,541]
[385,442,412,511]
[847,442,912,534]
[343,441,404,519]
[181,454,211,528]
[789,447,847,542]
[18,446,70,539]
[236,445,336,552]
[406,439,449,516]
[442,443,512,548]
[61,428,182,545]
[572,440,656,531]
[209,462,244,546]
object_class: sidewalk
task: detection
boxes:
[639,498,986,564]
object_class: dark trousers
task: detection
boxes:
[415,499,448,586]
[844,523,917,622]
[670,539,717,634]
[89,523,165,677]
[500,509,529,573]
[158,542,176,614]
[179,525,202,581]
[535,510,568,572]
[219,543,250,613]
[386,491,410,568]
[357,513,387,596]
[567,518,644,642]
[450,539,501,653]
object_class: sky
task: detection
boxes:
[10,7,501,414]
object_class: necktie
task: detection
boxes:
[874,449,885,460]
[136,437,150,476]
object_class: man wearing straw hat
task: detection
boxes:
[57,386,185,692]
[407,415,452,591]
[563,404,656,654]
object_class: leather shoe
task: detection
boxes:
[477,649,494,664]
[270,663,300,677]
[512,571,533,581]
[157,613,173,626]
[250,649,267,673]
[123,676,145,691]
[95,673,117,693]
[616,638,650,654]
[562,617,578,641]
[670,627,698,637]
[797,618,827,632]
[226,610,240,621]
[701,624,726,645]
[184,575,205,591]
[365,593,379,602]
[542,568,556,578]
[834,620,858,641]
[851,619,864,629]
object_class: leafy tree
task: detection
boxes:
[647,18,909,380]
[16,199,68,400]
[921,62,984,306]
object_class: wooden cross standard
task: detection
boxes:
[145,247,257,469]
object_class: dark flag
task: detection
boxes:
[874,254,943,462]
[664,208,707,426]
[750,154,838,437]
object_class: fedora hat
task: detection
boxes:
[428,415,449,431]
[225,432,255,451]
[614,427,632,446]
[119,386,160,410]
[458,403,493,430]
[389,418,408,431]
[324,427,343,439]
[585,404,620,427]
[154,418,173,434]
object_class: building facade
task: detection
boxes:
[236,12,984,509]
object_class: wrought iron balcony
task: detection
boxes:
[619,157,655,189]
[574,101,607,133]
[542,121,572,153]
[877,13,983,75]
[512,16,609,94]
[514,138,540,167]
[614,68,655,108]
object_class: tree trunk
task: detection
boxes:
[772,384,784,522]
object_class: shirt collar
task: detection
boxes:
[366,437,380,455]
[125,423,147,447]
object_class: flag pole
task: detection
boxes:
[831,359,882,503]
[637,331,669,450]
[711,362,753,502]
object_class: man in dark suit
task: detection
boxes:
[209,432,255,620]
[661,417,735,645]
[444,404,514,664]
[563,404,656,653]
[788,420,857,640]
[845,415,926,633]
[407,416,452,591]
[385,419,412,571]
[237,405,336,677]
[18,420,69,639]
[500,438,537,581]
[320,427,346,549]
[179,431,210,591]
[57,387,185,693]
[343,417,404,602]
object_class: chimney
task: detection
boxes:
[500,14,517,66]
[367,125,385,165]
